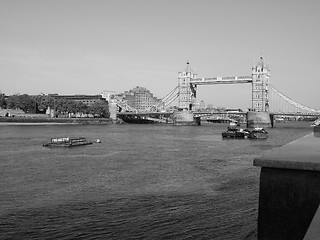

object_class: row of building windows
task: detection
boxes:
[117,86,161,111]
[49,95,107,106]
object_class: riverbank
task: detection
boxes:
[0,116,112,124]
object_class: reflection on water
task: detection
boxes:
[0,122,312,239]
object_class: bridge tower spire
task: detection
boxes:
[178,62,197,110]
[251,56,270,112]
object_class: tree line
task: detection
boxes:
[0,94,110,118]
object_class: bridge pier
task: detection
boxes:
[109,102,118,122]
[246,111,272,128]
[270,114,274,128]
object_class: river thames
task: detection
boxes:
[0,122,312,239]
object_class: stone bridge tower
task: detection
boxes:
[251,57,270,112]
[178,62,197,110]
[247,57,272,127]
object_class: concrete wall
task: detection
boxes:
[254,132,320,239]
[257,168,320,239]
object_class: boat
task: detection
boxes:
[43,137,94,147]
[117,113,170,124]
[311,118,320,127]
[222,126,250,139]
[117,110,200,125]
[206,117,231,123]
[118,114,158,124]
[248,127,268,139]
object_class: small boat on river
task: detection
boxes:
[222,126,250,139]
[248,127,268,139]
[311,118,320,127]
[43,137,94,147]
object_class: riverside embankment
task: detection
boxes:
[254,127,320,239]
[0,116,112,124]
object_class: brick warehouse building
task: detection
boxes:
[121,86,161,111]
[49,94,107,106]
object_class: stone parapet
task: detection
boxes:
[254,131,320,239]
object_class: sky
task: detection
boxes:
[1,0,320,110]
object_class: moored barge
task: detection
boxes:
[43,137,94,147]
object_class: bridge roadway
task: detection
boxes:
[117,111,320,128]
[117,111,246,118]
[269,112,320,117]
[117,112,173,117]
[190,76,253,85]
[195,112,320,118]
[117,111,320,118]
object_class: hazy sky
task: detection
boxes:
[1,0,319,109]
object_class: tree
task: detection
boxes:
[54,99,69,117]
[0,94,6,108]
[32,95,51,113]
[88,101,109,118]
[75,101,88,115]
[51,99,91,117]
[6,94,37,113]
[6,94,111,118]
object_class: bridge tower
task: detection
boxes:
[248,56,272,127]
[251,57,270,112]
[178,62,197,110]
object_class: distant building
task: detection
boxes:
[199,100,206,110]
[49,94,107,106]
[194,100,205,111]
[121,86,161,111]
[206,103,213,109]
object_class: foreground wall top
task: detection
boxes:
[254,128,320,171]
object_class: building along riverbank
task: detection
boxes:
[0,116,112,124]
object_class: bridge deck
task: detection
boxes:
[191,76,253,85]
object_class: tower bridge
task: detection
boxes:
[114,56,320,126]
[174,56,320,126]
[178,57,270,113]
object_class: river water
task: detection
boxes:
[0,122,312,239]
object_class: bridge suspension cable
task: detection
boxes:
[269,85,320,114]
[161,86,179,103]
[157,86,180,110]
[144,86,180,112]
